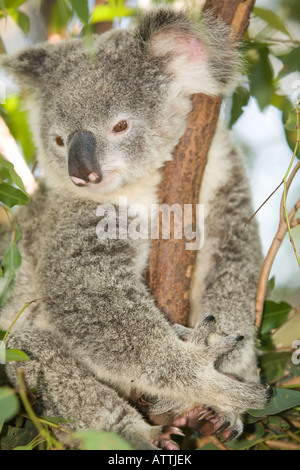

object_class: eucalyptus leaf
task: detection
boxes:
[0,387,19,423]
[277,47,300,79]
[74,430,133,450]
[285,108,298,132]
[1,420,38,450]
[1,95,35,165]
[69,0,89,24]
[248,388,300,417]
[0,183,29,207]
[197,443,221,450]
[39,415,72,425]
[0,239,22,307]
[4,348,30,362]
[260,300,292,335]
[226,423,266,450]
[0,154,14,171]
[8,9,30,34]
[260,351,291,382]
[248,46,274,111]
[0,153,29,195]
[91,4,134,23]
[4,0,27,9]
[253,7,291,37]
[229,86,250,128]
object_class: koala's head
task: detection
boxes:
[3,7,240,200]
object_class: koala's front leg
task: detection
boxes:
[133,316,271,439]
[5,328,184,450]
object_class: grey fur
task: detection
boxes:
[0,7,268,449]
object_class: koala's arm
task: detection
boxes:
[190,127,263,381]
[27,190,268,418]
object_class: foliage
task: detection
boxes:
[0,0,299,451]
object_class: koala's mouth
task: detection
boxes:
[70,169,121,191]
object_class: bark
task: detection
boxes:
[147,0,256,326]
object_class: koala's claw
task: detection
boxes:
[153,426,184,450]
[173,405,243,442]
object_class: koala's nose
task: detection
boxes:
[67,131,102,186]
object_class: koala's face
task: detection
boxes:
[4,8,239,197]
[35,31,172,194]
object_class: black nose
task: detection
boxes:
[67,131,102,186]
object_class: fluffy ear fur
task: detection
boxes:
[134,7,241,96]
[1,41,79,88]
[1,44,53,87]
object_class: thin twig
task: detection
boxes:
[255,198,300,328]
[0,297,50,349]
[282,103,300,266]
[17,370,65,450]
[264,440,300,450]
[245,180,283,227]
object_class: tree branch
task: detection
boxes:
[255,160,300,329]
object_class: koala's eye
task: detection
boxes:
[55,136,65,147]
[113,121,128,133]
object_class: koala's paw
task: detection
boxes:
[189,315,246,358]
[172,406,244,442]
[126,421,184,450]
[153,426,184,450]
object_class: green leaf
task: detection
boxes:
[14,445,34,450]
[229,86,250,128]
[1,95,35,165]
[260,300,292,335]
[4,349,30,362]
[48,0,73,34]
[197,443,221,450]
[39,415,72,425]
[74,430,133,450]
[8,9,30,34]
[0,154,14,171]
[226,423,266,450]
[0,183,29,207]
[91,4,134,23]
[267,276,276,292]
[248,388,300,418]
[259,351,290,382]
[4,0,27,9]
[277,47,300,79]
[271,93,294,125]
[253,6,291,37]
[285,108,298,132]
[0,387,19,422]
[1,420,38,450]
[69,0,89,24]
[0,236,22,307]
[248,46,275,111]
[0,154,29,195]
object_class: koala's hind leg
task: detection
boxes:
[5,328,178,450]
[190,126,262,383]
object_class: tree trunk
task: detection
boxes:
[147,0,256,326]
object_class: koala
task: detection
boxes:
[0,7,270,450]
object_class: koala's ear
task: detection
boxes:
[134,8,241,96]
[1,43,54,88]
